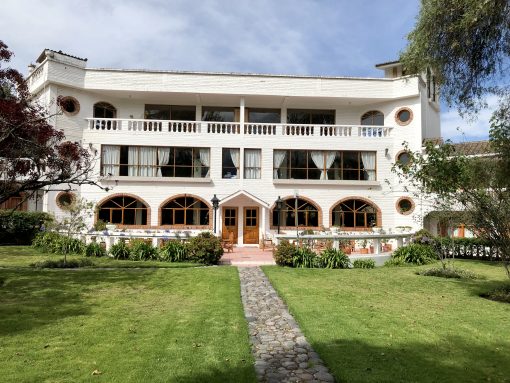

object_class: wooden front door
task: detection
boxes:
[222,207,238,244]
[243,207,259,244]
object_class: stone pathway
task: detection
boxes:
[239,267,335,383]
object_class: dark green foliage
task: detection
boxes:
[481,284,510,303]
[391,244,438,265]
[412,229,434,245]
[418,267,478,279]
[317,248,350,269]
[292,246,318,268]
[32,232,62,252]
[109,241,130,260]
[128,239,158,261]
[159,241,189,262]
[352,259,376,269]
[0,211,53,245]
[384,257,407,267]
[94,219,107,231]
[32,232,85,255]
[85,242,106,257]
[187,232,223,265]
[31,258,95,268]
[273,240,298,266]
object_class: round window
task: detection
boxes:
[397,197,414,215]
[60,96,80,116]
[395,107,413,126]
[56,192,76,210]
[396,151,411,166]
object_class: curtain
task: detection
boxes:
[323,151,336,180]
[273,150,286,179]
[244,149,261,179]
[360,151,376,180]
[229,149,240,178]
[310,151,324,179]
[157,147,171,177]
[199,148,210,177]
[139,147,157,177]
[102,145,120,176]
[128,147,139,176]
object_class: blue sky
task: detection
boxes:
[0,0,493,142]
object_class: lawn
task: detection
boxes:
[263,261,510,383]
[0,248,256,382]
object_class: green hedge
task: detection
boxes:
[0,211,53,245]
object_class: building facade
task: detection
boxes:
[25,50,440,245]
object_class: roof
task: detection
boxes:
[452,141,493,156]
[422,137,444,146]
[219,190,269,207]
[36,49,87,64]
[375,60,401,68]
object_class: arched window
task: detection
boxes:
[160,196,210,227]
[272,197,320,228]
[361,111,384,126]
[97,195,148,225]
[93,102,117,118]
[331,199,378,229]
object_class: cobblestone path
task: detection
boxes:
[239,267,335,383]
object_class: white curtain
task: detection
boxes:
[128,147,139,176]
[157,147,171,177]
[199,148,210,177]
[139,147,157,177]
[102,145,120,176]
[230,148,240,178]
[323,151,336,180]
[361,151,376,180]
[273,150,286,179]
[244,149,261,179]
[310,151,324,179]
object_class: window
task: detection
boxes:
[56,192,76,210]
[144,105,195,121]
[397,197,415,215]
[273,150,376,181]
[244,149,261,179]
[247,108,280,123]
[101,145,210,178]
[396,151,411,166]
[203,107,237,122]
[361,111,384,126]
[98,196,148,226]
[94,102,116,118]
[395,107,413,126]
[222,148,240,178]
[331,199,378,229]
[160,196,210,226]
[60,96,80,116]
[272,197,320,228]
[287,109,335,125]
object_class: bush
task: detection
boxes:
[391,244,438,265]
[353,259,376,269]
[412,229,434,245]
[0,211,53,245]
[292,246,318,268]
[384,257,407,267]
[85,242,106,257]
[129,239,158,261]
[159,241,189,262]
[109,241,130,260]
[32,232,62,252]
[187,232,223,265]
[31,258,95,268]
[94,219,107,231]
[317,248,350,269]
[418,266,478,279]
[481,284,510,303]
[273,240,298,266]
[32,232,85,255]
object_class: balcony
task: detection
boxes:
[85,118,394,138]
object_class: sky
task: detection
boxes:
[0,0,494,142]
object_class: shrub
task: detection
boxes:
[94,219,107,231]
[412,229,434,245]
[391,244,438,265]
[317,248,350,269]
[353,259,376,269]
[0,211,53,245]
[129,239,158,261]
[109,241,130,260]
[159,241,189,262]
[418,267,478,279]
[273,240,298,266]
[481,284,510,303]
[384,257,407,267]
[187,232,223,265]
[292,246,318,268]
[31,258,95,268]
[32,232,62,252]
[32,232,85,255]
[85,242,107,257]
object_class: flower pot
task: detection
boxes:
[360,248,369,254]
[383,244,393,252]
[369,246,374,254]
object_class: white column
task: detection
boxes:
[240,97,245,131]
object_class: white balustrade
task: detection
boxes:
[319,125,352,136]
[282,124,315,136]
[206,122,240,134]
[244,123,278,135]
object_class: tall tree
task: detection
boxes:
[0,41,102,206]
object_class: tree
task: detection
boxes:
[0,40,102,207]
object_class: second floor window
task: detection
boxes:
[244,149,261,179]
[144,105,195,121]
[102,145,210,178]
[287,109,335,125]
[222,148,240,178]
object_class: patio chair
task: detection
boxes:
[222,231,234,253]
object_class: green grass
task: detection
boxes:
[263,261,510,383]
[0,249,256,382]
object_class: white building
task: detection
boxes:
[24,49,440,245]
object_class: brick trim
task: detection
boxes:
[396,196,415,215]
[395,107,413,126]
[329,196,382,230]
[95,193,151,228]
[269,195,322,229]
[55,191,77,210]
[158,193,213,230]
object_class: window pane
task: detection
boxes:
[171,106,195,121]
[175,148,193,166]
[248,109,281,123]
[203,108,235,122]
[287,111,309,124]
[311,111,335,124]
[145,105,170,120]
[244,149,261,179]
[223,148,239,178]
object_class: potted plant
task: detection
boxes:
[339,239,352,255]
[359,239,369,254]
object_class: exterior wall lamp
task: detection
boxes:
[211,194,220,234]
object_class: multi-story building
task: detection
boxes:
[24,49,440,245]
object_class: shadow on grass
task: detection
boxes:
[0,268,155,336]
[312,335,510,383]
[171,365,257,383]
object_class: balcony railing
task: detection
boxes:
[85,118,393,138]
